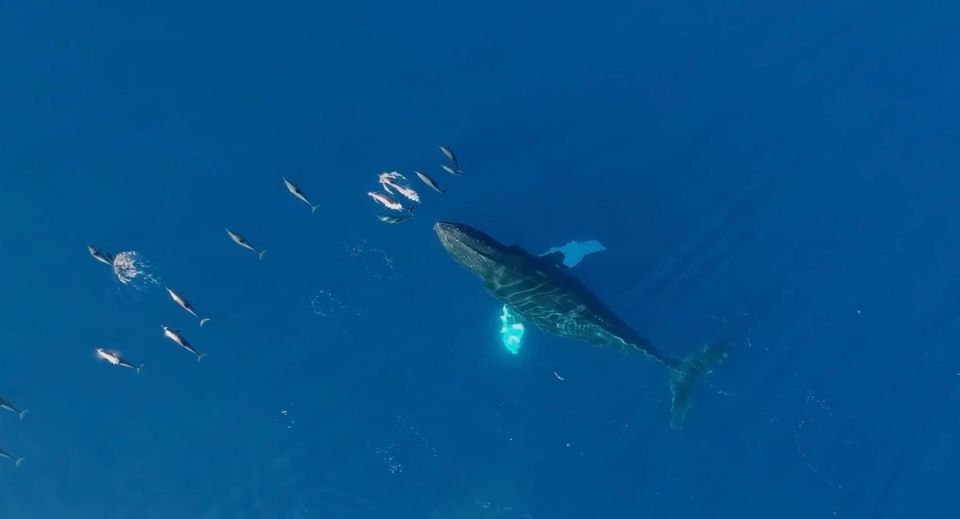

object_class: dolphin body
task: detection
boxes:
[0,447,24,468]
[433,221,727,428]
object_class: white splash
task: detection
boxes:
[542,239,607,267]
[310,290,349,318]
[375,445,404,475]
[367,191,406,212]
[378,172,420,204]
[346,237,400,281]
[112,251,160,290]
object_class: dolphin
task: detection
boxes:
[226,229,266,260]
[283,177,320,213]
[0,448,24,468]
[438,145,459,166]
[0,397,28,420]
[87,244,114,266]
[96,348,143,374]
[367,191,407,212]
[378,172,420,204]
[441,164,463,176]
[165,288,211,326]
[161,325,206,362]
[433,221,727,428]
[376,214,411,224]
[415,171,446,194]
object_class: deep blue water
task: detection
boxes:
[2,1,959,517]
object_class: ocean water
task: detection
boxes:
[1,1,958,517]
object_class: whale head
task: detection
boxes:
[434,222,518,281]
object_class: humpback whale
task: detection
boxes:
[434,221,727,428]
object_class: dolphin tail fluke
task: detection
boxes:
[137,364,144,375]
[15,458,24,468]
[197,352,207,363]
[18,409,28,421]
[668,342,728,429]
[258,250,267,261]
[199,318,211,327]
[311,205,319,214]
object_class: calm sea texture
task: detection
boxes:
[1,2,957,518]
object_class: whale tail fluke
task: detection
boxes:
[668,342,728,429]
